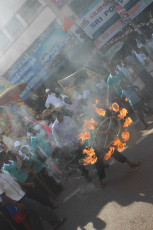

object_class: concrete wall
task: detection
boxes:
[0,6,56,77]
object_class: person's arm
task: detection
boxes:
[1,193,25,210]
[52,126,63,148]
[16,180,35,188]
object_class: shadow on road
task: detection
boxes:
[55,126,153,230]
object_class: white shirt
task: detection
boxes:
[52,116,79,148]
[96,80,107,90]
[77,90,90,100]
[134,51,147,65]
[45,93,66,108]
[0,171,25,201]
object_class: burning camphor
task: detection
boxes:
[78,131,91,143]
[118,108,128,119]
[123,117,133,128]
[82,147,97,165]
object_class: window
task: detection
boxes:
[0,31,11,56]
[69,0,100,18]
[18,0,44,24]
[5,16,24,40]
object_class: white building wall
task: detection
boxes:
[0,7,56,77]
[0,0,26,29]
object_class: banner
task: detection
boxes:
[95,0,153,49]
[5,25,80,100]
[79,0,139,39]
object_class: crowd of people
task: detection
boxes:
[0,26,153,230]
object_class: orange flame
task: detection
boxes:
[93,103,106,117]
[125,97,128,101]
[118,108,128,119]
[112,138,126,151]
[123,117,133,128]
[95,107,106,116]
[109,102,120,112]
[82,147,97,165]
[104,147,115,160]
[78,131,91,143]
[95,99,100,105]
[121,131,130,142]
[83,118,98,130]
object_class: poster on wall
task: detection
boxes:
[4,24,80,100]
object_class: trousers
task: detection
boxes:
[20,196,59,225]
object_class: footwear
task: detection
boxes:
[54,217,67,229]
[131,162,141,169]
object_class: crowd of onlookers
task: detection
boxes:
[0,23,153,230]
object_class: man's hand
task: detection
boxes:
[27,182,35,188]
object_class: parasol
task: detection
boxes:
[0,82,27,106]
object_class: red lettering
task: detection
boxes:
[128,4,141,16]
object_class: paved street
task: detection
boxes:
[49,113,153,230]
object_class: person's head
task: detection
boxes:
[14,141,22,151]
[20,146,32,158]
[135,47,141,54]
[116,60,122,68]
[106,64,116,76]
[0,151,9,168]
[27,126,38,137]
[45,89,51,95]
[30,88,36,94]
[54,88,62,97]
[118,79,128,90]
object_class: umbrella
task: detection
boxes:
[0,82,27,106]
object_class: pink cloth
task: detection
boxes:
[25,116,62,177]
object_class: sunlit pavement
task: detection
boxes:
[44,100,153,230]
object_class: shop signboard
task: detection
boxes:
[5,25,80,100]
[79,0,139,39]
[95,0,153,49]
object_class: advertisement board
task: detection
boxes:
[95,0,153,49]
[79,0,139,39]
[5,24,80,100]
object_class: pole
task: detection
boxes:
[17,154,56,199]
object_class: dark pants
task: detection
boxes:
[95,150,127,180]
[21,196,59,226]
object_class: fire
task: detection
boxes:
[123,117,133,128]
[93,103,106,117]
[125,97,128,101]
[82,147,97,165]
[104,147,115,160]
[78,130,91,143]
[95,99,100,104]
[83,118,98,130]
[112,138,126,151]
[95,107,106,116]
[109,102,120,112]
[121,131,130,142]
[118,108,128,119]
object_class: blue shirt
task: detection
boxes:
[107,71,126,97]
[122,87,141,106]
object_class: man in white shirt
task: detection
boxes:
[52,111,79,148]
[45,88,67,109]
[52,111,89,179]
[0,156,66,230]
